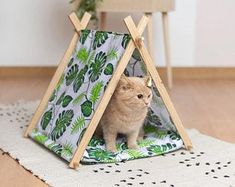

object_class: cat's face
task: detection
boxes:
[115,76,153,110]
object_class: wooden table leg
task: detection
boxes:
[100,12,107,30]
[162,12,173,88]
[145,13,154,59]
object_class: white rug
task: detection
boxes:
[0,101,235,187]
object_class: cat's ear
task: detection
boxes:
[143,76,152,88]
[119,75,132,90]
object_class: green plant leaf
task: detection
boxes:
[121,34,131,49]
[67,57,74,67]
[81,100,92,117]
[107,48,118,61]
[72,92,86,105]
[40,108,53,130]
[87,50,95,64]
[61,142,74,158]
[76,128,87,146]
[73,65,88,92]
[126,149,144,159]
[146,109,162,126]
[49,90,56,102]
[169,131,181,141]
[76,48,89,64]
[34,134,48,144]
[147,145,164,155]
[93,31,108,49]
[104,63,114,75]
[48,143,63,156]
[71,116,85,134]
[116,142,128,152]
[132,49,141,61]
[56,91,66,105]
[89,51,107,82]
[50,110,74,140]
[66,64,79,86]
[79,30,90,44]
[88,148,115,161]
[137,139,155,148]
[89,81,104,104]
[62,95,73,107]
[88,137,104,147]
[154,129,168,139]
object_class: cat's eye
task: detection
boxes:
[148,94,151,98]
[137,94,143,99]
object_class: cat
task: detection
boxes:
[96,75,153,152]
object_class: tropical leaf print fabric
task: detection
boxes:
[29,30,183,163]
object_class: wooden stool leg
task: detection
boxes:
[162,12,173,88]
[145,13,154,58]
[100,12,107,30]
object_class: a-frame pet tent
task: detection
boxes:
[24,12,192,169]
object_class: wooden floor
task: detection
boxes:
[0,73,235,186]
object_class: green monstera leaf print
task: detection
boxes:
[40,108,53,130]
[168,131,181,141]
[121,34,131,49]
[66,64,78,86]
[49,90,56,102]
[80,30,90,45]
[81,100,92,117]
[56,92,73,108]
[132,49,142,61]
[48,143,63,156]
[104,63,114,75]
[145,108,162,126]
[56,91,66,105]
[62,95,73,108]
[89,52,107,82]
[88,137,104,147]
[89,81,104,104]
[88,148,115,162]
[93,31,108,49]
[125,149,145,159]
[73,65,88,92]
[50,110,74,141]
[67,57,74,68]
[76,48,89,64]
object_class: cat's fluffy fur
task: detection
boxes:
[96,75,152,152]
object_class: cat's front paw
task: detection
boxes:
[106,145,117,153]
[128,143,139,150]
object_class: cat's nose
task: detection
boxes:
[144,102,150,107]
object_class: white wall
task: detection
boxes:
[0,0,73,66]
[0,0,234,67]
[195,0,235,67]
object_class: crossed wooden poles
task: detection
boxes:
[24,12,192,169]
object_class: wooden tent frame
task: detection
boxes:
[24,12,192,169]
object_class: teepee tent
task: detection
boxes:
[24,12,192,169]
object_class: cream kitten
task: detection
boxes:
[97,75,153,152]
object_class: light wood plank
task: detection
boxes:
[145,13,154,59]
[124,16,192,149]
[162,12,173,88]
[71,0,175,13]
